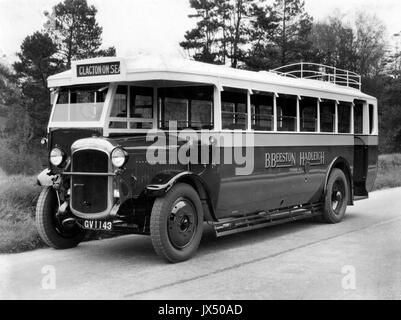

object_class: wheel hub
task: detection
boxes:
[168,199,197,249]
[331,180,345,213]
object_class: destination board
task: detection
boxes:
[77,62,120,77]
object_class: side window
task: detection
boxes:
[191,100,213,130]
[221,90,247,130]
[320,99,335,133]
[338,102,351,134]
[369,104,375,134]
[276,94,297,132]
[158,86,213,130]
[162,97,188,129]
[354,102,363,134]
[110,85,128,118]
[130,87,153,129]
[300,97,317,132]
[251,92,273,131]
[57,89,69,104]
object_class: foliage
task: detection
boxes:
[0,0,117,177]
[44,0,116,69]
[13,32,61,139]
[0,175,44,253]
[373,154,401,191]
[181,0,255,67]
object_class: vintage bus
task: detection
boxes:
[36,56,378,263]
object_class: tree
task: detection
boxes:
[310,15,357,71]
[272,0,313,65]
[180,0,222,64]
[354,12,386,78]
[245,2,280,70]
[181,0,254,68]
[310,11,386,78]
[44,0,116,69]
[13,32,61,139]
[246,0,313,70]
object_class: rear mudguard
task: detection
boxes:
[146,171,217,221]
[323,157,354,205]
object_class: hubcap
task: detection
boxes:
[331,180,345,214]
[167,198,197,249]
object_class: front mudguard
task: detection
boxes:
[37,169,60,187]
[146,170,217,222]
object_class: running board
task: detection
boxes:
[213,203,323,237]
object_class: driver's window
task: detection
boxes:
[110,85,128,118]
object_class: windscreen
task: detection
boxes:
[51,84,109,122]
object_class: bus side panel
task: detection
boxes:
[215,134,354,219]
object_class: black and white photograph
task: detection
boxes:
[0,0,400,304]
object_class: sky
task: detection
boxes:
[1,0,401,64]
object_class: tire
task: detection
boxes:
[36,187,86,249]
[321,169,349,224]
[150,183,204,263]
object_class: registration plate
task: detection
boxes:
[82,220,113,231]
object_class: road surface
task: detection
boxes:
[1,187,401,300]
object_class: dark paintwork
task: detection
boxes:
[47,129,378,224]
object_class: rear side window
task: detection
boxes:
[251,92,274,131]
[369,104,375,134]
[320,99,335,133]
[300,97,317,132]
[221,90,247,130]
[276,94,297,132]
[354,102,363,134]
[338,102,351,134]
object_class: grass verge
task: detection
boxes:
[373,154,401,191]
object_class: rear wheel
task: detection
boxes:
[150,183,204,263]
[322,169,349,224]
[36,187,86,249]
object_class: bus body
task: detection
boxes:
[36,56,378,262]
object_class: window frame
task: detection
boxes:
[157,86,214,131]
[107,84,156,133]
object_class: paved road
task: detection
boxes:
[1,188,401,300]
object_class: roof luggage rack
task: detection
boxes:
[270,62,361,90]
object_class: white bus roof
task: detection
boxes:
[47,55,376,103]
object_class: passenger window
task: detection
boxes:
[162,97,188,129]
[158,86,213,130]
[338,102,351,133]
[354,102,363,134]
[130,87,153,119]
[191,100,213,130]
[57,89,69,104]
[251,92,273,131]
[369,104,374,134]
[276,94,297,132]
[110,85,128,118]
[221,90,247,130]
[300,97,317,132]
[320,99,335,133]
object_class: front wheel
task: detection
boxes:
[36,187,86,249]
[150,183,204,263]
[321,169,349,224]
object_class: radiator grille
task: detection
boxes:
[71,149,109,214]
